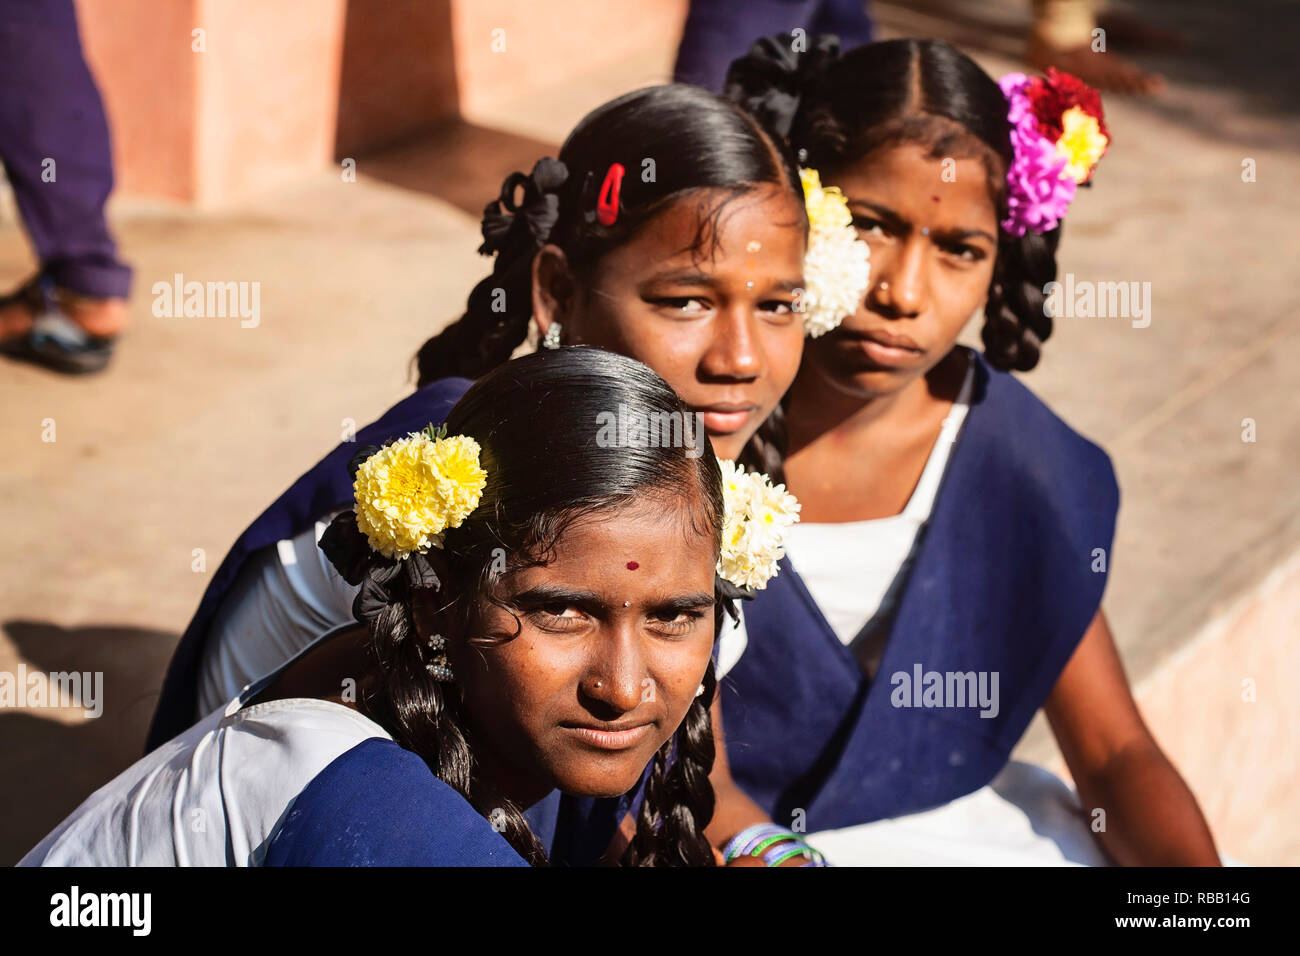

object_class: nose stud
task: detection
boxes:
[592,679,604,691]
[878,281,890,291]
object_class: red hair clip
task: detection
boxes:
[596,163,625,226]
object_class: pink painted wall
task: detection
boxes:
[451,0,688,118]
[72,0,688,206]
[75,0,198,202]
[334,0,460,158]
[190,0,347,206]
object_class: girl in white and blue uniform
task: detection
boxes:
[24,350,736,867]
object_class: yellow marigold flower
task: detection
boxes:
[430,434,487,529]
[800,168,852,232]
[1056,106,1109,183]
[352,432,486,559]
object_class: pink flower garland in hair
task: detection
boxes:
[998,70,1109,237]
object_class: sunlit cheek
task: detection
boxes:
[760,322,805,378]
[939,267,994,336]
[647,640,713,723]
[463,637,562,729]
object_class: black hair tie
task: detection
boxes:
[724,33,841,140]
[478,157,569,256]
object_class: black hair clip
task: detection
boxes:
[723,32,842,140]
[478,157,569,256]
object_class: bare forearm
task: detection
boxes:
[704,695,773,847]
[1074,743,1220,866]
[705,777,772,847]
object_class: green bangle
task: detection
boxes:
[767,846,812,867]
[750,834,797,856]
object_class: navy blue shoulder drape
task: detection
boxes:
[721,355,1120,830]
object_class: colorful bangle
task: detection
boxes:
[766,838,828,867]
[795,842,829,867]
[723,824,829,867]
[764,845,812,867]
[722,824,792,863]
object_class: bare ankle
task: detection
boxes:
[56,289,128,338]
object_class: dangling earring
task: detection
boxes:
[695,683,705,698]
[425,633,455,683]
[542,322,562,349]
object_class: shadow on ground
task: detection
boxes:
[357,119,560,218]
[0,620,177,865]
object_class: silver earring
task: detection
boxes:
[425,633,454,683]
[695,684,705,698]
[542,322,562,349]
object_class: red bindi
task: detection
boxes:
[931,195,941,203]
[626,561,639,570]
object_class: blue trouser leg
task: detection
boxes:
[673,0,873,93]
[0,0,131,299]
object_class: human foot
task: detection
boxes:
[0,277,125,373]
[55,288,128,338]
[0,276,42,341]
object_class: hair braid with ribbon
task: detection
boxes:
[415,158,569,384]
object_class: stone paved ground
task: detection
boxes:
[1,0,1296,863]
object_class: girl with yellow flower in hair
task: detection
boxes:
[23,349,784,867]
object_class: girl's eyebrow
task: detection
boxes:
[848,198,908,230]
[510,585,715,613]
[642,268,721,288]
[849,198,996,244]
[511,585,607,611]
[642,270,805,293]
[647,593,717,614]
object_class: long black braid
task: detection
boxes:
[324,349,731,866]
[362,583,549,865]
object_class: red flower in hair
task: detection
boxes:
[1026,68,1109,144]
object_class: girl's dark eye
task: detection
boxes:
[528,603,587,631]
[651,297,709,315]
[942,243,987,262]
[852,215,887,238]
[647,610,704,636]
[759,300,796,316]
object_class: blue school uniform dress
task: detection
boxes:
[23,626,523,867]
[719,352,1120,831]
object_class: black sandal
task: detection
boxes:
[0,275,118,374]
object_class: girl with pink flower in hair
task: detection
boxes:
[717,36,1221,865]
